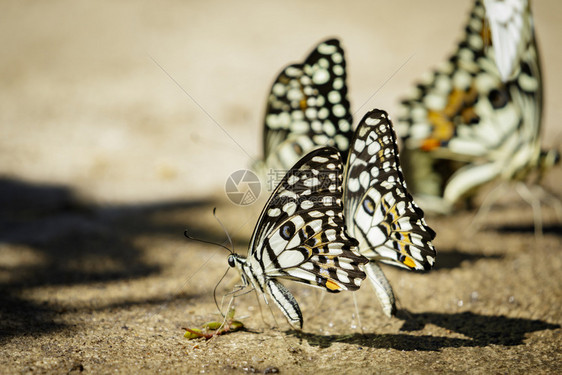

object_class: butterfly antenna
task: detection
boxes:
[213,267,231,318]
[212,207,234,254]
[183,231,233,254]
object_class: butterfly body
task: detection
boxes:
[397,0,557,213]
[228,253,304,328]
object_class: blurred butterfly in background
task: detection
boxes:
[255,38,353,175]
[343,109,436,317]
[230,147,368,329]
[396,0,560,232]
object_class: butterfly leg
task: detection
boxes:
[265,279,303,329]
[212,296,236,337]
[466,181,509,236]
[364,261,396,318]
[252,288,274,329]
[224,272,242,291]
[515,182,544,239]
[531,184,562,222]
[230,285,255,297]
[221,284,254,315]
[351,293,364,333]
[306,289,326,325]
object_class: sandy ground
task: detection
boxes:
[1,0,561,373]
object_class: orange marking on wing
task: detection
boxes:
[461,106,478,124]
[421,138,441,151]
[306,233,329,248]
[403,256,417,269]
[428,111,454,141]
[426,85,479,149]
[398,233,413,247]
[325,280,341,291]
[444,89,465,118]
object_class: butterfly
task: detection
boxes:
[343,109,437,317]
[257,38,353,173]
[229,147,368,329]
[396,0,559,216]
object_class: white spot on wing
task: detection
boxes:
[277,249,306,268]
[333,65,344,76]
[348,178,360,193]
[283,201,297,216]
[332,104,346,118]
[300,200,313,210]
[328,91,341,104]
[333,78,344,90]
[272,83,286,97]
[313,69,330,85]
[268,208,281,217]
[318,43,337,54]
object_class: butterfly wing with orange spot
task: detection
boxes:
[344,109,436,271]
[396,0,543,208]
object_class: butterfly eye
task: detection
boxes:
[280,221,296,240]
[228,255,235,268]
[362,197,375,215]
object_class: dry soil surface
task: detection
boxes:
[1,1,561,374]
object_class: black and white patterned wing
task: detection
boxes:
[245,147,368,328]
[250,147,367,290]
[396,0,543,210]
[344,109,436,271]
[262,39,353,171]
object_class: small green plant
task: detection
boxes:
[183,308,244,339]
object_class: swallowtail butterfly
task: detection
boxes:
[230,147,368,329]
[396,0,559,215]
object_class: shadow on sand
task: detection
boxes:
[430,248,503,270]
[290,309,560,351]
[494,223,562,236]
[0,178,222,343]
